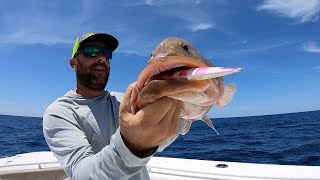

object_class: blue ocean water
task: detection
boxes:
[0,110,319,166]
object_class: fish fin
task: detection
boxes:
[181,119,193,135]
[202,116,219,135]
[216,83,236,108]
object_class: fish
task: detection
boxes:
[131,37,237,135]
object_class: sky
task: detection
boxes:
[0,0,319,118]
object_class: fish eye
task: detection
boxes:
[183,45,189,51]
[151,53,153,57]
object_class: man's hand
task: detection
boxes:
[119,82,182,158]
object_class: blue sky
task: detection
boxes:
[0,0,319,118]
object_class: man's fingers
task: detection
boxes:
[120,82,136,111]
[130,83,140,114]
[137,97,174,125]
[119,101,132,123]
[120,82,136,123]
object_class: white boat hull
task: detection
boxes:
[0,151,319,180]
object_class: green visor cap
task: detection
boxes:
[72,32,119,58]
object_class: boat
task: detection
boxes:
[0,151,319,180]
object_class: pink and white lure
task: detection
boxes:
[160,67,242,80]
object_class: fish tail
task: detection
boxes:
[202,116,219,135]
[216,83,236,108]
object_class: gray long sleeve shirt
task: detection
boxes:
[43,90,153,180]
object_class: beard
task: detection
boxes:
[76,60,110,91]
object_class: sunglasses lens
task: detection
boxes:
[82,46,112,59]
[83,46,101,57]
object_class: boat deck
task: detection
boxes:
[0,151,319,180]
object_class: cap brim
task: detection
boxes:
[79,33,119,52]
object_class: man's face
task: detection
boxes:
[74,40,111,91]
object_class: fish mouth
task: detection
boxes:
[137,56,210,89]
[144,65,191,85]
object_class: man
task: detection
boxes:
[43,33,184,179]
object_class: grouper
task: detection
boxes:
[131,37,238,134]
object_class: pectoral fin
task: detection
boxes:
[181,119,193,135]
[216,83,236,108]
[202,116,219,135]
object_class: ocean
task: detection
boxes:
[0,110,319,166]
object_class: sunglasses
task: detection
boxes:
[76,46,112,59]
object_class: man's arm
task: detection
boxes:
[43,105,150,180]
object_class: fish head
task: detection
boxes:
[137,37,216,89]
[150,37,213,66]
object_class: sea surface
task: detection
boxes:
[0,110,319,166]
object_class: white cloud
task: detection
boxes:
[0,0,95,46]
[302,41,320,53]
[189,23,214,32]
[210,41,291,58]
[144,0,170,5]
[313,66,320,72]
[312,15,319,22]
[257,0,320,23]
[0,0,222,56]
[144,0,201,6]
[195,0,202,5]
[1,31,73,46]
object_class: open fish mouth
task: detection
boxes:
[137,56,211,89]
[144,65,191,85]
